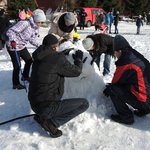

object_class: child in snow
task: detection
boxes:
[6,9,46,90]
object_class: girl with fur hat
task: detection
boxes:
[48,12,78,42]
[6,9,46,89]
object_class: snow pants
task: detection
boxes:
[7,46,32,85]
[109,85,150,119]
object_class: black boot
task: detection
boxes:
[13,84,25,90]
[34,115,62,138]
[134,109,150,117]
[111,114,134,125]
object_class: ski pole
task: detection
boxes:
[14,48,27,92]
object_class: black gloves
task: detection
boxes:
[62,48,74,55]
[72,50,83,62]
[103,83,112,97]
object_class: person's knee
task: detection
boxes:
[81,98,89,110]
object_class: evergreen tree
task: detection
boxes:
[97,0,125,14]
[75,0,98,8]
[8,0,36,19]
[125,0,150,15]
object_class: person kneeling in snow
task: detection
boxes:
[103,35,150,125]
[28,34,89,138]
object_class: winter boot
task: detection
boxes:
[111,114,134,125]
[13,84,25,90]
[134,109,150,117]
[34,115,62,138]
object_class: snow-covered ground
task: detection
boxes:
[0,21,150,150]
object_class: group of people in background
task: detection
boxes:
[0,6,150,138]
[94,10,119,34]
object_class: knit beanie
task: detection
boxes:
[33,9,46,23]
[42,34,58,46]
[82,38,94,50]
[64,12,75,25]
[114,35,130,51]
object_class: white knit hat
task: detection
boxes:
[33,9,46,23]
[82,38,94,50]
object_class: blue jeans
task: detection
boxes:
[95,54,111,75]
[32,98,89,127]
[114,25,118,33]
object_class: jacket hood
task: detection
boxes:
[32,45,54,60]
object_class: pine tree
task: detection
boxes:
[97,0,125,14]
[125,0,150,15]
[8,0,36,19]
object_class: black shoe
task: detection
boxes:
[134,110,150,117]
[21,76,31,82]
[111,114,134,125]
[13,84,25,90]
[34,115,62,138]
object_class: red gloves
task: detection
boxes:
[11,41,16,49]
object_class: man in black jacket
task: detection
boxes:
[103,35,150,125]
[82,33,114,76]
[28,34,89,138]
[0,8,10,50]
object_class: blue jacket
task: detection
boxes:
[136,18,143,26]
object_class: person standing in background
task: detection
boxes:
[136,15,143,34]
[114,11,119,34]
[79,10,87,30]
[0,8,10,50]
[108,12,114,34]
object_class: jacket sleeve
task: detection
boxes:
[57,53,82,77]
[28,28,40,47]
[48,23,61,40]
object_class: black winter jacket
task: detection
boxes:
[87,34,114,59]
[28,45,83,108]
[0,15,10,37]
[112,48,150,103]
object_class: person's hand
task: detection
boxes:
[72,50,83,61]
[103,83,112,97]
[62,48,74,55]
[11,41,16,49]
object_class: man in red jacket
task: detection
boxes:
[103,35,150,125]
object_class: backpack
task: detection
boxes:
[1,20,29,41]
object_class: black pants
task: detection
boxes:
[7,46,33,85]
[109,85,150,119]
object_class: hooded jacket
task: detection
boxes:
[28,45,82,108]
[48,12,78,42]
[112,47,150,103]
